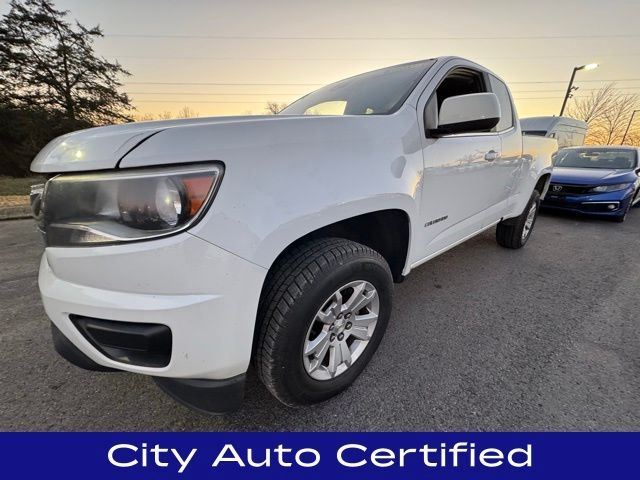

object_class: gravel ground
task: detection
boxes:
[0,212,638,431]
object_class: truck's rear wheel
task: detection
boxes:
[255,238,392,406]
[496,190,541,249]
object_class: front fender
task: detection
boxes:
[120,109,425,270]
[247,194,418,269]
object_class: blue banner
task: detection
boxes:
[0,432,636,478]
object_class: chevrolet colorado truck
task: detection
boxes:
[30,57,556,413]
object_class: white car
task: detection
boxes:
[30,57,556,413]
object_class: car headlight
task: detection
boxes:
[589,183,632,193]
[39,163,223,247]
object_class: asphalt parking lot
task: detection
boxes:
[1,212,639,431]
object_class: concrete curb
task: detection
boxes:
[0,206,32,221]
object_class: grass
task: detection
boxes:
[0,175,45,196]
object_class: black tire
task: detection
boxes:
[255,238,393,407]
[496,190,541,249]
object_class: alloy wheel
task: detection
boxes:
[522,203,537,242]
[302,280,379,381]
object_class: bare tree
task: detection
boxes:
[596,94,637,145]
[132,111,173,122]
[567,84,639,145]
[132,112,156,122]
[265,102,287,115]
[567,84,615,124]
[176,106,199,119]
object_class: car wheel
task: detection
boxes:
[496,190,541,249]
[255,238,393,406]
[631,189,640,208]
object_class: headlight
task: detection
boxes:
[40,163,223,247]
[589,183,633,193]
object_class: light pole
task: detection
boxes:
[559,63,599,116]
[621,109,640,145]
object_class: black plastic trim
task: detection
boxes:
[51,322,118,372]
[154,375,246,415]
[115,129,166,168]
[70,315,172,368]
[429,116,500,136]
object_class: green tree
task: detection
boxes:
[0,0,133,124]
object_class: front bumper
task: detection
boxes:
[542,189,635,217]
[51,321,246,413]
[39,232,267,382]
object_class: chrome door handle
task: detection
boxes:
[485,150,500,161]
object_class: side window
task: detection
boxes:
[489,75,514,131]
[434,68,487,112]
[304,100,347,116]
[425,67,489,133]
[555,131,570,148]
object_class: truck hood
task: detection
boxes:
[551,167,636,185]
[30,115,299,173]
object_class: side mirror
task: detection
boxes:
[428,93,501,136]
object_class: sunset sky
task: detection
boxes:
[3,0,639,118]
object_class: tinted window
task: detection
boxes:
[424,67,489,134]
[554,148,638,169]
[489,75,514,131]
[434,68,487,111]
[281,60,435,116]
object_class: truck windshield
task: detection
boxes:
[280,60,435,116]
[554,148,638,170]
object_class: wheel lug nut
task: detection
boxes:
[345,322,352,330]
[337,313,343,319]
[329,324,334,331]
[345,312,352,319]
[330,333,336,342]
[337,333,344,341]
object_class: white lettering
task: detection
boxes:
[173,448,197,474]
[479,448,504,467]
[212,444,246,467]
[337,444,367,467]
[108,444,138,468]
[508,445,532,467]
[296,448,321,467]
[370,448,395,467]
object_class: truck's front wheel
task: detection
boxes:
[255,238,393,406]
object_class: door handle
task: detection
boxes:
[485,150,500,162]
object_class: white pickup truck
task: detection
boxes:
[30,57,556,413]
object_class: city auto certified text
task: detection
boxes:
[108,442,532,474]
